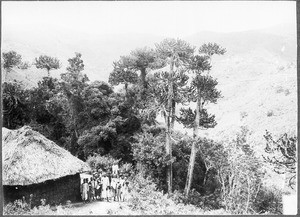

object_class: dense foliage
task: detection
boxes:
[3,199,72,215]
[2,50,22,70]
[34,55,61,76]
[263,131,297,189]
[2,40,294,214]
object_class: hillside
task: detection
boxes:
[174,46,297,145]
[2,24,164,82]
[2,24,297,148]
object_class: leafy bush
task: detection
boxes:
[214,127,264,214]
[132,130,168,190]
[169,189,222,211]
[276,86,284,93]
[240,111,248,119]
[111,169,208,215]
[18,61,31,70]
[276,86,290,96]
[267,110,274,117]
[277,66,285,71]
[4,199,31,215]
[3,199,71,215]
[132,129,207,193]
[119,162,133,176]
[2,81,31,129]
[172,136,206,193]
[284,89,290,96]
[86,154,120,172]
[253,186,283,214]
[263,131,297,189]
[2,50,22,70]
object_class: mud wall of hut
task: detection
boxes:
[4,173,82,207]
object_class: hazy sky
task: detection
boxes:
[2,1,296,37]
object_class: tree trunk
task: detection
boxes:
[124,82,128,100]
[7,117,11,129]
[166,59,175,194]
[166,119,172,193]
[166,81,173,194]
[203,168,210,186]
[184,88,201,196]
[140,68,146,99]
[47,69,50,77]
[171,99,176,129]
[69,95,79,140]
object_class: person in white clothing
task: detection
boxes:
[121,176,130,202]
[101,173,110,202]
[81,178,89,203]
[112,163,119,176]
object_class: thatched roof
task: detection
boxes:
[2,126,91,186]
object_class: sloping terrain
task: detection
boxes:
[177,48,297,146]
[2,24,164,82]
[2,24,297,153]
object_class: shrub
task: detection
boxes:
[172,135,207,193]
[132,130,168,190]
[267,110,274,117]
[277,66,284,71]
[18,61,31,70]
[253,186,283,214]
[111,169,207,215]
[170,189,222,211]
[132,129,207,193]
[276,86,290,96]
[276,86,284,93]
[119,162,133,176]
[2,50,22,70]
[240,111,248,119]
[284,89,290,96]
[216,127,264,214]
[86,154,120,172]
[4,199,30,215]
[3,199,72,215]
[263,131,297,189]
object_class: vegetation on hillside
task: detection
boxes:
[2,50,22,71]
[2,37,296,214]
[34,55,61,77]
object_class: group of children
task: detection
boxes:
[81,164,130,203]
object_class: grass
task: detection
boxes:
[3,199,73,215]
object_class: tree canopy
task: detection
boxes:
[2,51,22,70]
[35,55,61,76]
[3,39,292,215]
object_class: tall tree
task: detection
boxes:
[2,81,30,129]
[109,59,139,98]
[180,43,225,196]
[26,77,69,146]
[155,38,194,193]
[60,52,89,152]
[34,55,61,77]
[128,47,161,98]
[2,51,22,72]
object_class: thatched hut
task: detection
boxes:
[2,126,91,207]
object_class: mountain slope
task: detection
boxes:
[2,24,297,145]
[2,25,164,82]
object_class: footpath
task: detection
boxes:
[65,200,123,215]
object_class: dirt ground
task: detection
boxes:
[65,200,124,215]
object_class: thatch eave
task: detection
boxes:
[2,126,91,186]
